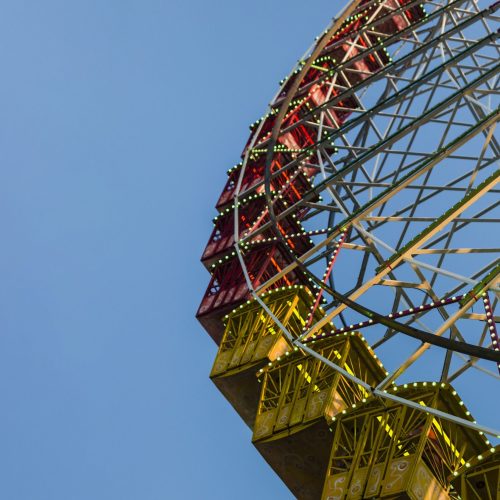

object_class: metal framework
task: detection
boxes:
[198,0,499,497]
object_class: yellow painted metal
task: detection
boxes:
[206,288,493,499]
[450,446,500,500]
[323,455,449,499]
[253,332,385,442]
[248,332,385,499]
[322,384,489,499]
[211,286,325,378]
[210,286,329,427]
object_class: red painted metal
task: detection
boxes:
[197,242,308,343]
[202,0,428,346]
[202,195,313,266]
[216,156,314,210]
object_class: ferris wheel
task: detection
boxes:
[198,0,500,497]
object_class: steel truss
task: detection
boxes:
[233,0,499,436]
[197,0,500,497]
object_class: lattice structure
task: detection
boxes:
[451,446,500,499]
[197,0,500,497]
[210,286,322,425]
[323,383,488,498]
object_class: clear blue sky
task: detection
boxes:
[0,1,334,499]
